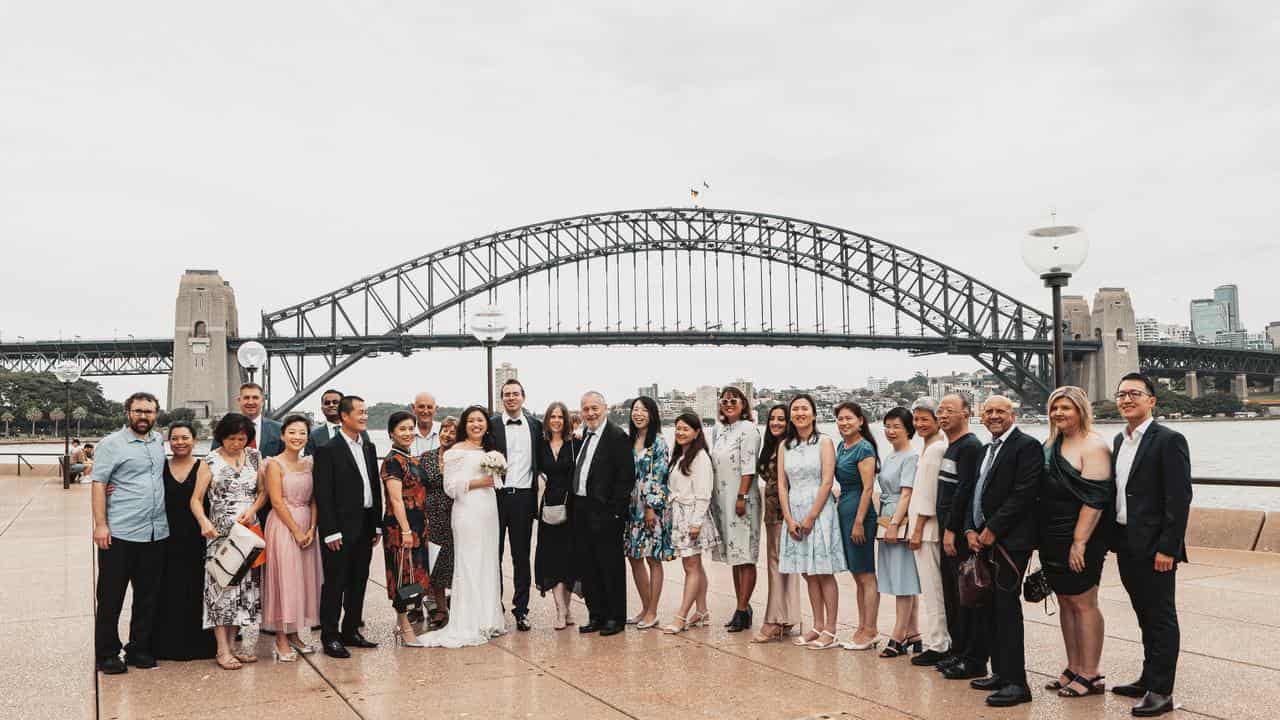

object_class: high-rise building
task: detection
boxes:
[1135,317,1161,343]
[731,378,756,408]
[1190,298,1229,343]
[1267,321,1280,350]
[1160,324,1192,344]
[867,376,890,393]
[695,385,719,420]
[637,384,659,400]
[494,362,518,396]
[1214,284,1242,331]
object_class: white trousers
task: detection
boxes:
[913,540,950,653]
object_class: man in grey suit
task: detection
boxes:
[306,389,347,456]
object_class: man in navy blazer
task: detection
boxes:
[486,379,544,631]
[305,388,358,456]
[1107,373,1191,718]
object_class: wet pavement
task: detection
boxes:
[2,474,1271,719]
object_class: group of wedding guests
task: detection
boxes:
[91,374,1190,717]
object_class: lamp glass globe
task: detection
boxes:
[1022,225,1089,275]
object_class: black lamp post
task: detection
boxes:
[52,360,82,490]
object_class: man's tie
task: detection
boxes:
[574,430,595,492]
[506,419,523,426]
[973,438,1002,528]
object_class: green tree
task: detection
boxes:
[24,406,43,435]
[72,406,88,435]
[49,407,65,435]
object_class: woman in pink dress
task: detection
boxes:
[261,414,322,661]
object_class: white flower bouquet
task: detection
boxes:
[480,451,508,488]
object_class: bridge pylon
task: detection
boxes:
[168,270,241,419]
[1089,288,1140,400]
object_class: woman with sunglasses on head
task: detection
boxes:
[710,386,762,632]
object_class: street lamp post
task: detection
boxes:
[468,305,509,413]
[236,340,269,413]
[1021,225,1089,390]
[52,360,82,490]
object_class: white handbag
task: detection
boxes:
[541,502,568,526]
[205,522,266,588]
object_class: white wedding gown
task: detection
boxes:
[419,446,506,648]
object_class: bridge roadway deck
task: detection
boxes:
[3,474,1273,720]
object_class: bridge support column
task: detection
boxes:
[1061,295,1093,391]
[1089,288,1139,401]
[1232,373,1249,402]
[1185,371,1200,399]
[169,270,241,420]
[1274,377,1280,394]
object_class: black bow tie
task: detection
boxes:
[506,419,523,426]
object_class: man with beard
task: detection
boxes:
[92,392,169,674]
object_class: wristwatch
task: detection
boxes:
[738,493,749,500]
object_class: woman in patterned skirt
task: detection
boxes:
[624,396,673,629]
[381,411,432,647]
[191,413,265,671]
[662,411,720,634]
[710,385,762,632]
[421,416,457,627]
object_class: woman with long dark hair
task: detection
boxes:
[834,401,881,651]
[535,401,578,629]
[710,386,762,632]
[624,396,673,629]
[777,394,843,650]
[750,404,802,643]
[419,406,506,648]
[662,411,720,634]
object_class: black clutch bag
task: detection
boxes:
[1023,566,1052,603]
[393,547,425,613]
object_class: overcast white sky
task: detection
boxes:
[3,1,1278,416]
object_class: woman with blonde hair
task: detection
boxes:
[1038,385,1114,698]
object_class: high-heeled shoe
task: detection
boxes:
[807,630,840,650]
[842,635,880,651]
[688,610,710,627]
[289,640,316,655]
[393,627,426,648]
[637,618,660,630]
[750,623,784,643]
[793,629,820,647]
[879,638,907,658]
[272,647,298,663]
[661,615,690,634]
[905,633,923,653]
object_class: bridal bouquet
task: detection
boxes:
[480,451,508,489]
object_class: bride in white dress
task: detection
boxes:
[419,407,506,648]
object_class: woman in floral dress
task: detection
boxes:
[623,396,673,629]
[381,411,433,647]
[710,386,762,632]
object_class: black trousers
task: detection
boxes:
[943,541,989,666]
[319,511,377,641]
[573,495,626,624]
[1117,548,1179,695]
[977,548,1031,687]
[95,537,163,659]
[496,487,535,617]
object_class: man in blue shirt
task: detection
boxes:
[92,392,169,675]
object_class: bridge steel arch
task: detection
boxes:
[261,208,1060,415]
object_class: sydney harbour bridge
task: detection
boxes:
[3,208,1276,416]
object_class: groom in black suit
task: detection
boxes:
[571,391,633,636]
[313,395,383,658]
[1108,373,1191,718]
[487,379,544,631]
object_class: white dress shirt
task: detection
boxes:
[575,420,607,496]
[1113,417,1153,526]
[411,424,440,455]
[502,412,533,489]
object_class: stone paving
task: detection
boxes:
[2,473,1274,720]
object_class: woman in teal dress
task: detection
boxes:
[835,401,881,650]
[624,397,673,629]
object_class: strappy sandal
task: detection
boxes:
[807,630,840,650]
[1045,667,1078,691]
[233,652,258,664]
[793,629,820,647]
[750,623,784,643]
[216,654,243,670]
[879,637,908,657]
[1058,674,1106,697]
[662,615,690,634]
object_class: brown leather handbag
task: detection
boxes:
[957,551,994,608]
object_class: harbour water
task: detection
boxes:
[7,419,1278,510]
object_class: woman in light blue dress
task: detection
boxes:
[778,394,843,650]
[876,407,922,658]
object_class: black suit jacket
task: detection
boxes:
[1109,421,1192,562]
[312,432,383,544]
[486,410,544,482]
[573,421,633,517]
[961,426,1043,552]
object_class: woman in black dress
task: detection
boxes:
[152,422,217,661]
[1037,386,1114,699]
[534,402,577,630]
[420,416,457,627]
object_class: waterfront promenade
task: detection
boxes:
[4,473,1276,720]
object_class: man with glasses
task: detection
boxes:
[1108,373,1191,717]
[486,379,543,631]
[92,392,169,674]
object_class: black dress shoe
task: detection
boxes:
[1112,681,1148,698]
[970,675,1004,691]
[725,610,744,630]
[578,622,601,634]
[96,656,127,675]
[986,683,1033,707]
[515,616,531,632]
[124,652,157,669]
[934,654,960,672]
[942,661,988,680]
[911,649,947,666]
[322,639,351,659]
[1131,691,1174,717]
[599,621,624,636]
[340,632,378,649]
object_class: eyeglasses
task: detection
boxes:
[1114,390,1150,401]
[321,399,341,406]
[719,398,740,405]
